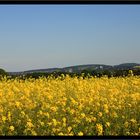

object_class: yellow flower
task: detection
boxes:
[52,119,57,126]
[52,128,57,133]
[58,132,64,136]
[63,122,67,127]
[71,98,77,105]
[96,123,103,135]
[21,111,25,117]
[31,130,37,135]
[7,112,11,121]
[50,106,57,112]
[2,116,6,122]
[103,104,108,110]
[26,121,34,128]
[81,113,86,118]
[68,126,72,132]
[0,75,139,135]
[9,126,14,131]
[112,112,118,118]
[15,101,20,108]
[98,112,103,117]
[85,117,92,123]
[68,133,74,136]
[70,109,75,114]
[126,131,130,135]
[39,110,43,115]
[62,117,66,123]
[134,133,139,136]
[44,112,50,118]
[78,131,84,136]
[96,102,100,107]
[130,119,137,123]
[92,117,97,122]
[47,122,52,126]
[124,121,129,128]
[105,122,110,127]
[40,121,44,126]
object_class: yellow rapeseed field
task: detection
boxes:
[0,75,140,136]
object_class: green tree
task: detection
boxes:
[0,68,7,76]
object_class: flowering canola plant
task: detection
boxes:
[0,75,139,136]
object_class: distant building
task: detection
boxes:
[99,66,103,69]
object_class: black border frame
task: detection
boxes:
[0,0,140,4]
[0,0,140,139]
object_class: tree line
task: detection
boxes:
[0,68,140,79]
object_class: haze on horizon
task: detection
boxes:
[0,5,140,72]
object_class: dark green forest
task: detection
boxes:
[1,68,140,80]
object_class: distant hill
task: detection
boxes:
[24,68,62,73]
[8,63,140,75]
[62,64,113,73]
[114,63,140,70]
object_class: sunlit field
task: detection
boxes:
[0,75,139,136]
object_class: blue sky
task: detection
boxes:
[0,5,140,72]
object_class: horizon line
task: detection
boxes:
[6,62,140,72]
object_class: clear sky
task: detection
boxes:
[0,5,140,72]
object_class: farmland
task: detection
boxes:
[0,75,139,135]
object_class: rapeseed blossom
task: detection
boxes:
[0,75,139,135]
[78,131,84,136]
[96,123,103,135]
[9,126,14,131]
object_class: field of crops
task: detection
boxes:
[0,75,139,136]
